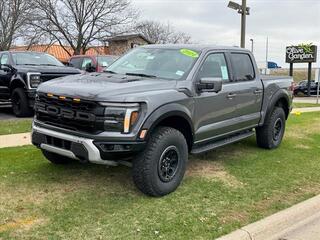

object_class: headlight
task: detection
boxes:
[101,103,140,133]
[29,74,41,88]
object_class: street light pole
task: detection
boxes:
[228,1,250,48]
[240,0,247,48]
[265,37,269,74]
[250,38,254,53]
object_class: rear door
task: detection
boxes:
[229,52,263,129]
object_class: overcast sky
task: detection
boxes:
[133,0,320,68]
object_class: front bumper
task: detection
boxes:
[32,125,146,166]
[26,89,36,107]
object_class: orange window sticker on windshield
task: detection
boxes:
[180,49,199,58]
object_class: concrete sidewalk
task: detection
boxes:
[293,97,319,104]
[0,133,31,148]
[292,106,320,113]
[217,195,320,240]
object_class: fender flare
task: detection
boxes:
[9,77,27,92]
[261,89,291,125]
[141,103,194,139]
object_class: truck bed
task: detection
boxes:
[261,75,292,81]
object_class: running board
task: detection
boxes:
[191,131,254,154]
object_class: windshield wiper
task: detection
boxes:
[39,64,59,66]
[125,72,157,78]
[104,70,117,74]
[16,63,38,66]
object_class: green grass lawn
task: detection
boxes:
[0,119,32,135]
[0,112,320,239]
[292,102,320,108]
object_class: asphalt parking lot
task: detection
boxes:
[0,103,21,120]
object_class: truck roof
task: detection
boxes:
[142,44,248,52]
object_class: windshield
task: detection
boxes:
[107,47,200,80]
[12,52,64,66]
[97,56,118,68]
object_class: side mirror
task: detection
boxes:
[85,63,95,72]
[197,77,222,93]
[0,64,13,73]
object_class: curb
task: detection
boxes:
[216,194,320,240]
[292,107,320,113]
[0,133,31,148]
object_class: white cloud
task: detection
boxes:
[133,0,320,67]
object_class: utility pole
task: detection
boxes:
[240,0,247,48]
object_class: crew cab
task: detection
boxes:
[68,55,118,72]
[32,45,293,197]
[0,51,81,117]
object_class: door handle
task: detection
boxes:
[227,93,237,99]
[254,89,263,94]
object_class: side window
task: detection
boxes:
[198,53,229,81]
[81,58,93,70]
[230,53,255,81]
[69,58,83,70]
[0,54,9,65]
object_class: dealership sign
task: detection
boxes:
[286,44,317,63]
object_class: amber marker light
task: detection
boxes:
[124,109,139,133]
[47,93,53,97]
[139,129,147,139]
[59,96,66,100]
[73,98,81,102]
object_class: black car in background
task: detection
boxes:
[294,80,319,96]
[0,51,81,117]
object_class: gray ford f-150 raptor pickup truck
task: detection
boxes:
[32,45,293,197]
[0,51,81,117]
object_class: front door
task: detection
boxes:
[0,53,11,98]
[193,52,238,144]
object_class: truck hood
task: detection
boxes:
[37,73,178,101]
[14,64,81,74]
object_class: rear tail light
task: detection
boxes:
[289,82,295,92]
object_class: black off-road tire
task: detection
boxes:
[11,88,33,117]
[256,107,286,149]
[42,150,73,164]
[295,91,305,97]
[132,127,188,197]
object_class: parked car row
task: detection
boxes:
[0,51,119,117]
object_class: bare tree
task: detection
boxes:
[0,0,33,50]
[32,0,137,55]
[136,20,191,44]
[22,25,57,50]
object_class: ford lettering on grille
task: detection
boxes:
[36,103,95,122]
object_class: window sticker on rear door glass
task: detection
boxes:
[221,66,229,80]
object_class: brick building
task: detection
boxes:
[105,34,152,55]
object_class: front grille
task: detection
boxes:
[35,93,105,133]
[41,73,75,82]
